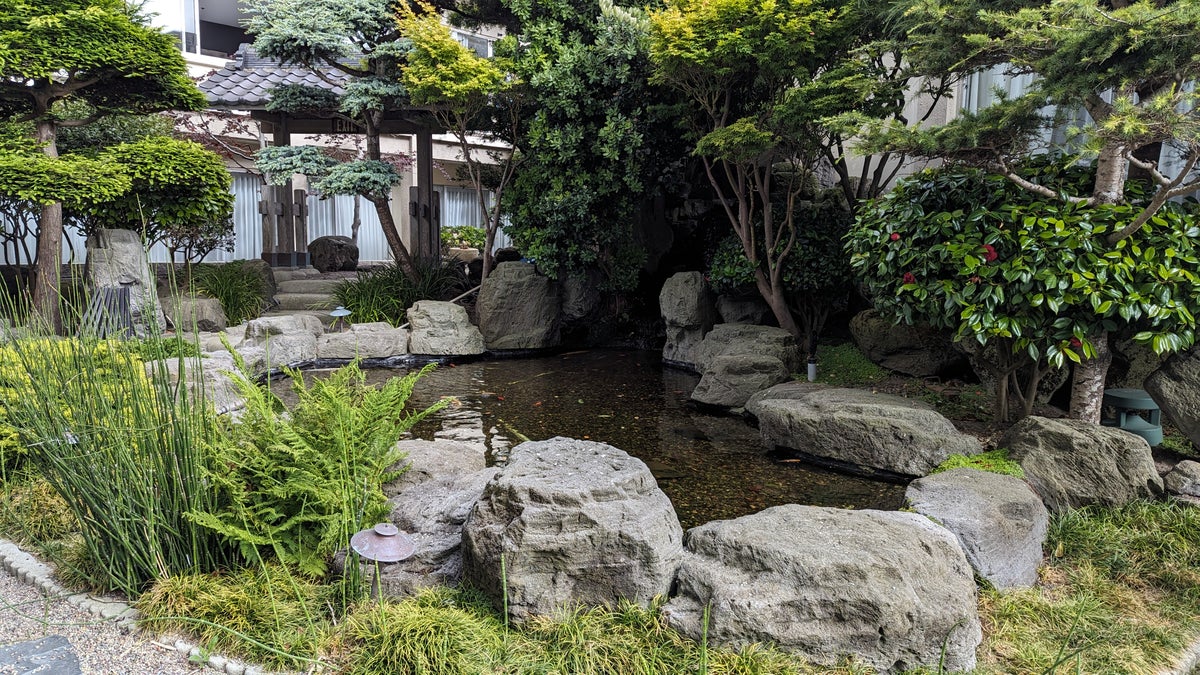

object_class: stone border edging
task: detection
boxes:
[1161,633,1200,675]
[0,538,290,675]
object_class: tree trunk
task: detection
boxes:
[754,269,800,337]
[1068,331,1111,423]
[368,195,419,283]
[482,224,496,281]
[31,119,62,334]
[1093,144,1128,205]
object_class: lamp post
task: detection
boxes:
[329,305,351,332]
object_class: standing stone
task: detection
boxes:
[660,272,716,369]
[308,235,358,272]
[461,438,683,622]
[1107,336,1167,390]
[662,505,981,673]
[85,228,166,335]
[906,468,1048,589]
[849,309,965,378]
[240,258,277,304]
[747,385,981,477]
[407,301,485,356]
[477,262,560,350]
[1146,347,1200,448]
[1000,416,1163,513]
[690,354,791,409]
[695,323,802,373]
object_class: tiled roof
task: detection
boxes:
[199,44,349,109]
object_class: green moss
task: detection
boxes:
[812,342,889,387]
[932,448,1024,478]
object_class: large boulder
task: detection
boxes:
[84,228,166,335]
[1108,336,1167,390]
[160,295,226,332]
[461,438,683,622]
[374,440,499,596]
[477,262,561,350]
[690,355,791,409]
[317,322,408,359]
[906,468,1048,589]
[1000,416,1163,513]
[849,309,964,378]
[748,385,981,477]
[659,272,716,369]
[407,301,485,356]
[695,324,802,374]
[308,235,358,272]
[236,314,324,372]
[1146,348,1200,448]
[663,505,981,673]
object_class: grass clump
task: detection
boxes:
[0,473,76,546]
[192,260,267,324]
[932,448,1024,478]
[333,259,469,326]
[813,343,888,387]
[137,564,334,670]
[2,334,235,595]
[978,500,1200,673]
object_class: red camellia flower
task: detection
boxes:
[969,276,982,283]
[889,233,901,241]
[982,244,998,262]
[902,272,916,285]
[1069,337,1082,348]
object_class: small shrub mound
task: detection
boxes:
[933,448,1024,478]
[812,342,888,387]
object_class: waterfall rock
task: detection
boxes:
[478,262,560,350]
[407,300,485,356]
[660,272,716,370]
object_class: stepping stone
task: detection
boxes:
[0,635,82,674]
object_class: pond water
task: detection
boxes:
[287,349,905,529]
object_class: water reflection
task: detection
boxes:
[294,350,905,529]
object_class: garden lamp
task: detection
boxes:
[350,523,416,597]
[329,306,352,332]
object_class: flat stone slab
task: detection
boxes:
[0,635,82,674]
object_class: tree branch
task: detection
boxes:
[1108,151,1200,244]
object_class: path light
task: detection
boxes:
[329,305,351,332]
[350,523,416,596]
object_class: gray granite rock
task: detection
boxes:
[695,323,802,374]
[1146,348,1200,448]
[462,437,683,621]
[906,468,1048,588]
[749,385,981,477]
[850,309,964,377]
[478,262,560,350]
[84,228,166,335]
[161,295,226,332]
[407,301,485,356]
[309,235,358,272]
[317,322,408,359]
[660,272,716,369]
[690,354,791,409]
[1001,416,1163,513]
[662,505,981,673]
[1165,460,1200,498]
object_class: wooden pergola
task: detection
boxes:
[199,46,446,267]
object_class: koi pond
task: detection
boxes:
[286,349,905,529]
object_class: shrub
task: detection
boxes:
[848,162,1200,421]
[192,261,267,325]
[0,473,77,545]
[188,362,450,576]
[440,225,486,251]
[332,259,469,326]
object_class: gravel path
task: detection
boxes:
[0,568,197,675]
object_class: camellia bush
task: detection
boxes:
[848,163,1200,421]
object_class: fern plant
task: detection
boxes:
[189,362,450,576]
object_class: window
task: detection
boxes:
[451,29,493,58]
